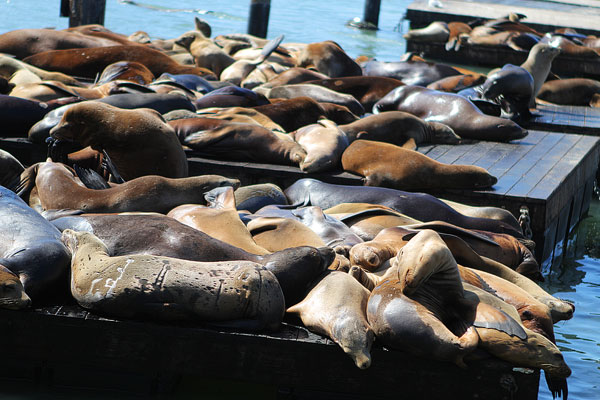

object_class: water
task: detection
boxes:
[1,1,599,399]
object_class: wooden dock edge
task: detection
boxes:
[0,307,540,399]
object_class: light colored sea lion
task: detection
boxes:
[247,216,326,251]
[440,199,522,233]
[296,40,363,78]
[258,67,330,89]
[403,21,450,43]
[0,186,71,302]
[174,30,235,77]
[182,121,307,167]
[61,229,285,331]
[342,140,497,190]
[290,119,349,173]
[0,264,31,310]
[0,54,83,86]
[520,43,561,107]
[0,149,25,192]
[287,270,374,369]
[195,106,285,131]
[338,110,460,148]
[373,85,528,142]
[25,160,239,214]
[49,101,188,180]
[537,78,600,107]
[167,187,270,255]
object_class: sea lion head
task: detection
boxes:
[332,316,375,369]
[0,265,31,310]
[426,121,461,144]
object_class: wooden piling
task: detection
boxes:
[67,0,106,27]
[363,0,381,28]
[247,0,271,39]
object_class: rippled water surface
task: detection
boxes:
[1,1,599,399]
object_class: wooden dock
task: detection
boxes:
[405,0,600,36]
[0,306,540,399]
[526,104,600,136]
[405,40,600,80]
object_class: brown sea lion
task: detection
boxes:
[167,187,270,255]
[0,265,31,310]
[258,67,330,89]
[297,41,363,78]
[174,30,235,77]
[287,270,374,369]
[338,110,459,147]
[23,45,216,80]
[302,76,404,111]
[373,85,528,142]
[252,96,359,132]
[195,106,285,131]
[96,61,155,85]
[24,160,238,214]
[341,140,497,190]
[49,101,188,180]
[427,73,487,93]
[537,78,600,106]
[446,22,473,51]
[290,119,349,173]
[542,33,598,58]
[62,229,285,331]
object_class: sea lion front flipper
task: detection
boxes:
[101,150,125,184]
[401,137,417,150]
[74,164,111,190]
[205,186,236,209]
[472,301,527,339]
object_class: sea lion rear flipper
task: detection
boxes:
[101,150,125,184]
[545,374,568,400]
[402,221,500,247]
[13,164,39,199]
[258,34,285,63]
[73,164,111,190]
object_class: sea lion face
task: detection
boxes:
[426,121,461,144]
[0,266,31,310]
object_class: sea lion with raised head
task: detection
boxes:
[296,41,363,78]
[520,43,561,107]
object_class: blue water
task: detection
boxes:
[1,1,598,399]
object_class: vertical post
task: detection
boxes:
[68,0,107,27]
[247,0,271,38]
[362,0,381,29]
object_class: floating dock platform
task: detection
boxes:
[0,306,540,399]
[405,0,600,37]
[405,40,600,80]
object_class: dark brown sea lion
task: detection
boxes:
[361,59,463,87]
[462,30,540,52]
[480,64,534,119]
[446,22,473,51]
[520,43,561,107]
[181,121,306,166]
[296,41,363,78]
[192,85,270,109]
[23,45,216,80]
[0,28,121,59]
[341,140,497,190]
[373,85,528,142]
[252,96,358,132]
[302,76,404,110]
[62,229,285,331]
[537,78,600,106]
[0,94,61,137]
[287,270,374,369]
[290,119,349,173]
[96,61,156,85]
[25,160,238,213]
[338,111,460,147]
[0,186,71,303]
[49,101,188,180]
[50,213,333,308]
[284,179,524,238]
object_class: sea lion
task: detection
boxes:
[167,187,270,255]
[284,179,524,238]
[479,64,534,119]
[338,111,460,148]
[174,30,236,77]
[0,186,71,302]
[234,183,288,213]
[302,76,404,111]
[296,41,363,78]
[520,43,561,107]
[403,21,450,43]
[287,270,374,369]
[0,149,25,192]
[262,84,365,116]
[49,101,188,180]
[341,140,497,190]
[0,94,62,137]
[258,67,330,88]
[440,199,522,233]
[50,213,333,308]
[247,216,326,251]
[25,160,238,213]
[252,97,359,132]
[290,119,349,173]
[541,33,598,58]
[182,121,307,167]
[0,54,83,86]
[373,85,528,142]
[193,85,270,109]
[361,59,464,87]
[61,229,285,331]
[195,106,284,131]
[0,265,31,310]
[23,45,216,80]
[96,61,156,85]
[537,78,600,106]
[426,73,487,93]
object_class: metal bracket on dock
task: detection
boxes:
[519,206,533,239]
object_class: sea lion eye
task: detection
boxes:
[522,310,533,319]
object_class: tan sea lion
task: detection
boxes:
[61,229,285,331]
[287,270,374,369]
[341,140,497,190]
[0,54,83,86]
[290,119,349,173]
[258,67,330,89]
[403,21,450,43]
[0,264,31,310]
[520,43,561,107]
[297,40,363,78]
[174,30,235,77]
[338,111,460,148]
[195,106,285,131]
[247,216,326,251]
[167,187,269,255]
[49,101,188,180]
[24,160,238,214]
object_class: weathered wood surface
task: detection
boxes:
[0,306,540,399]
[405,40,600,80]
[405,0,600,36]
[526,104,600,136]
